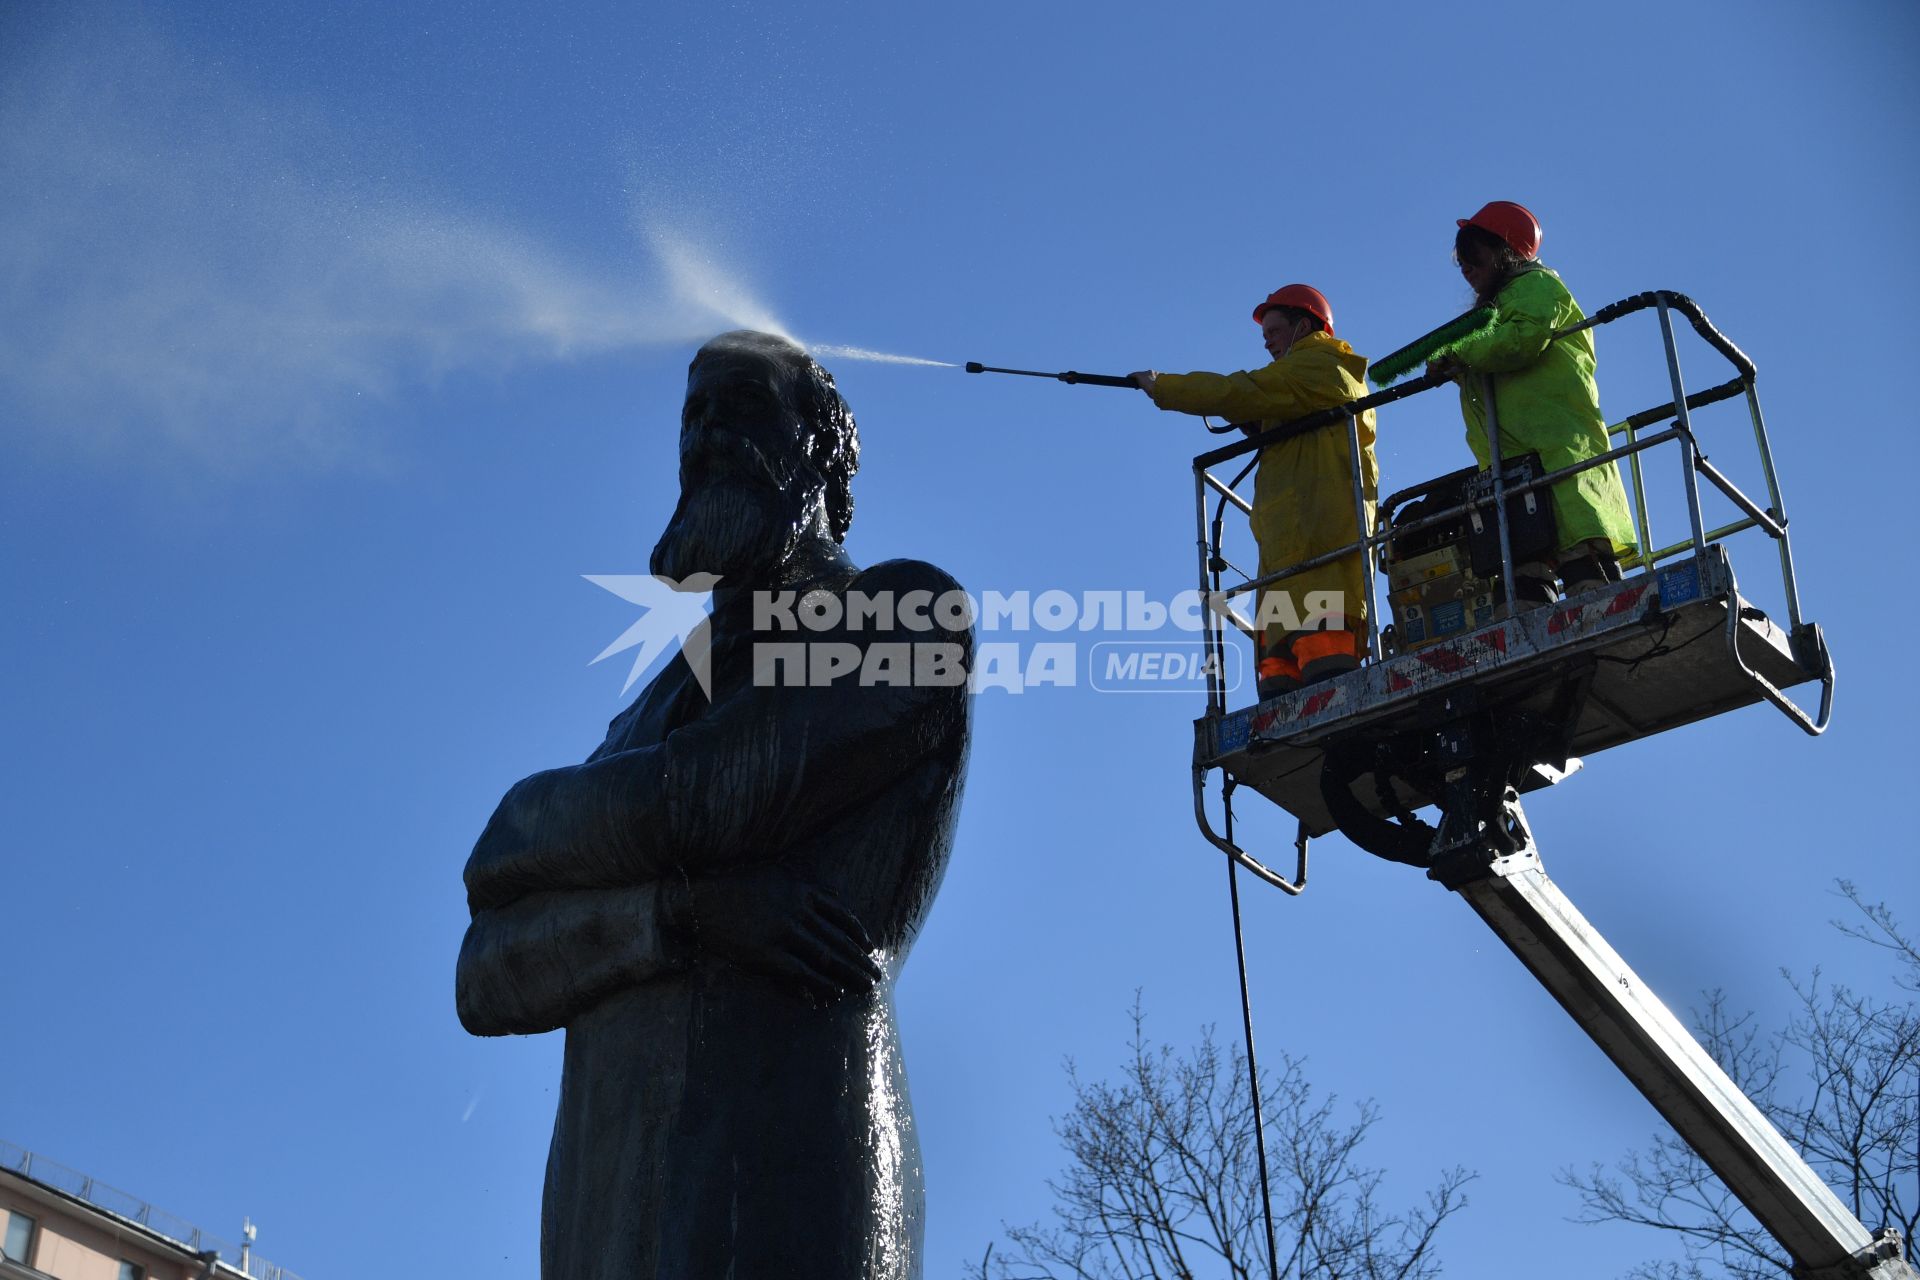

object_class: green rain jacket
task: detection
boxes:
[1153,331,1378,634]
[1448,266,1637,557]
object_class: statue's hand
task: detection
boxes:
[679,866,884,1001]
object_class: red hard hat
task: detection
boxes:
[1252,284,1334,335]
[1457,200,1542,260]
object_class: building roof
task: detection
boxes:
[0,1141,306,1280]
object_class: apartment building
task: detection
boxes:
[0,1143,304,1280]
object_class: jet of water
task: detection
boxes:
[805,343,954,368]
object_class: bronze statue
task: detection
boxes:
[456,332,972,1278]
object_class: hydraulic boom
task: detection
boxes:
[1185,287,1895,1274]
[1434,800,1914,1279]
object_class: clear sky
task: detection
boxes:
[3,2,1916,1276]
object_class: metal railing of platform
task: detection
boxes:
[1188,290,1835,892]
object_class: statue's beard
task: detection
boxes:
[650,433,824,582]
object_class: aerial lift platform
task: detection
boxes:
[1188,293,1906,1278]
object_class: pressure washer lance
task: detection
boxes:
[964,362,1138,389]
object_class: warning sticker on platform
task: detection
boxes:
[1657,561,1702,607]
[1216,709,1252,754]
[1431,599,1467,637]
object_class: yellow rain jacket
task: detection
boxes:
[1152,332,1378,645]
[1449,267,1637,557]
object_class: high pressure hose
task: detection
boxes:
[1221,782,1282,1280]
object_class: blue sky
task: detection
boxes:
[3,2,1916,1276]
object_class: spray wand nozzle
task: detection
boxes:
[964,362,1138,389]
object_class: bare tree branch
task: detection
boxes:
[971,996,1473,1280]
[1561,882,1920,1277]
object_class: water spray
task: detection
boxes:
[808,344,955,368]
[963,362,1138,388]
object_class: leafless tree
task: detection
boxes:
[971,1000,1473,1280]
[1561,882,1919,1279]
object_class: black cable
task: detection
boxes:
[1591,609,1717,677]
[1221,780,1281,1280]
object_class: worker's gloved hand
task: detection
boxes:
[1129,370,1158,395]
[1426,355,1461,380]
[672,864,884,1002]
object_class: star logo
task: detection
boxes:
[584,573,721,698]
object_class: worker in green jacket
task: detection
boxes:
[1438,201,1638,604]
[1132,285,1377,701]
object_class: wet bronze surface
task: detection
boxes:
[457,333,971,1278]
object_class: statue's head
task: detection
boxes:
[650,331,861,581]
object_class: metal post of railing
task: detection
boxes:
[1743,384,1806,631]
[1345,411,1381,661]
[1207,462,1258,704]
[1656,298,1710,559]
[1621,415,1656,572]
[1210,548,1234,712]
[1480,374,1519,594]
[1194,468,1224,717]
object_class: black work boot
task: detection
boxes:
[1300,653,1360,685]
[1559,548,1623,597]
[1509,574,1558,612]
[1503,558,1558,614]
[1257,673,1303,701]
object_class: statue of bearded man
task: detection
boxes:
[456,331,973,1279]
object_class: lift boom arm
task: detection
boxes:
[1188,287,1895,1274]
[1441,836,1914,1279]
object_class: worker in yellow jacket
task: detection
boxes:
[1133,285,1377,700]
